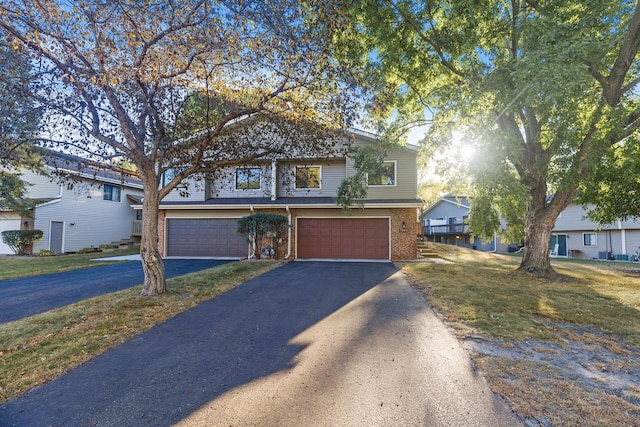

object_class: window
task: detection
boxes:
[236,167,261,190]
[162,167,186,188]
[103,184,120,202]
[583,233,597,246]
[295,166,321,189]
[367,161,396,186]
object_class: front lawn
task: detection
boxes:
[401,243,640,426]
[0,247,140,281]
[0,260,284,404]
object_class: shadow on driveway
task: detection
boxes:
[0,259,230,324]
[0,261,519,426]
[0,262,399,426]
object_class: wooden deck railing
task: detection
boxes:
[132,220,142,236]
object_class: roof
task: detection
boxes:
[41,150,142,189]
[423,195,471,215]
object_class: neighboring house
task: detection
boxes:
[0,151,143,255]
[154,128,423,261]
[422,195,511,253]
[551,204,640,261]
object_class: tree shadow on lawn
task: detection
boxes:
[0,262,404,426]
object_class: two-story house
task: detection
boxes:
[155,129,423,261]
[551,204,640,260]
[422,195,511,253]
[0,151,143,255]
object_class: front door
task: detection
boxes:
[50,221,64,254]
[550,234,567,257]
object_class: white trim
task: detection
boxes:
[234,167,262,191]
[550,233,568,257]
[271,160,277,201]
[294,165,322,190]
[158,201,423,210]
[366,160,397,187]
[582,232,597,247]
[295,216,391,261]
[53,167,143,190]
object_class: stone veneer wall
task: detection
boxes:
[390,208,419,261]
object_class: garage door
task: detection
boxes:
[166,219,247,257]
[0,219,21,255]
[297,218,389,259]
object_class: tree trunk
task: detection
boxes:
[518,211,555,277]
[517,183,570,279]
[139,186,166,296]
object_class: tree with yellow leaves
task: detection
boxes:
[0,0,363,294]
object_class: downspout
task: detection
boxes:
[285,205,292,259]
[619,220,627,255]
[487,233,498,253]
[271,159,277,201]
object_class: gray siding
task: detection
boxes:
[423,200,470,222]
[11,168,62,199]
[277,160,345,198]
[208,165,272,199]
[32,182,143,253]
[554,205,609,231]
[552,204,640,259]
[346,143,418,200]
[161,176,207,202]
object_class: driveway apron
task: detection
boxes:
[0,262,519,426]
[0,259,230,324]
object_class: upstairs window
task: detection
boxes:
[103,184,121,202]
[583,233,597,246]
[162,167,186,188]
[236,167,261,190]
[295,166,321,189]
[367,161,396,186]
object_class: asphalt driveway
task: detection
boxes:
[0,259,230,324]
[0,261,520,426]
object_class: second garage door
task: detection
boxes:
[166,218,247,257]
[297,218,389,260]
[0,218,21,255]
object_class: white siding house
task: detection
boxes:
[1,152,143,255]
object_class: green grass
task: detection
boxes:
[0,260,284,404]
[0,247,140,280]
[402,244,640,426]
[402,243,640,346]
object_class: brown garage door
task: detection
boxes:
[297,218,389,259]
[167,219,247,257]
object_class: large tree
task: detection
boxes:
[0,40,42,215]
[577,135,640,224]
[337,0,640,277]
[0,0,361,294]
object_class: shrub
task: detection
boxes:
[98,243,118,250]
[1,229,44,255]
[78,246,99,254]
[37,249,57,257]
[237,213,288,259]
